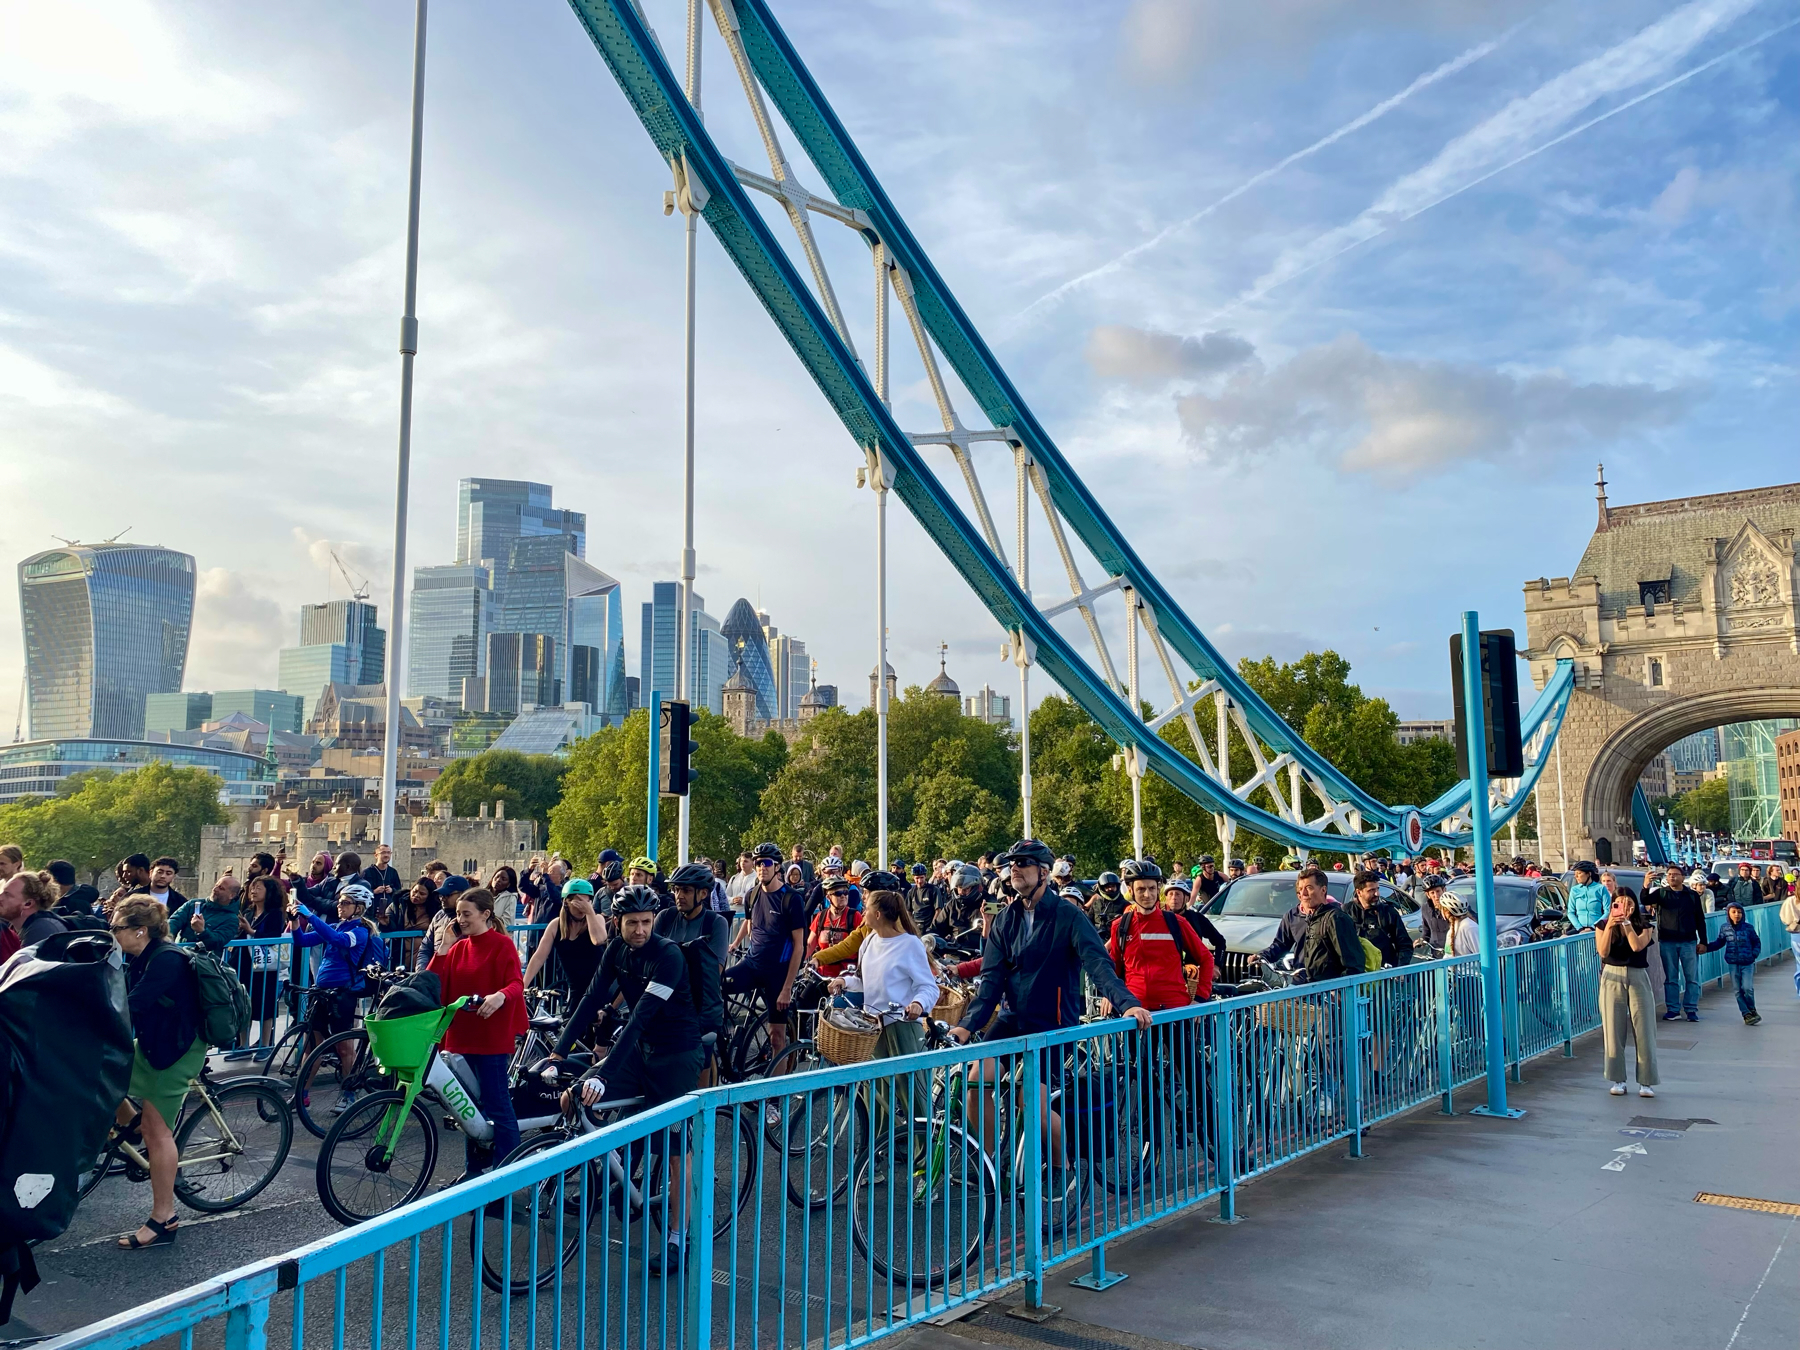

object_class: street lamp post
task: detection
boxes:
[379,0,429,850]
[674,0,702,869]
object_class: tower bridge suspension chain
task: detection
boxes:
[571,0,1574,853]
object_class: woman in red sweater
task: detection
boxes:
[426,888,528,1175]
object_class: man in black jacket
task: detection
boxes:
[905,863,940,933]
[1258,865,1367,982]
[1646,863,1705,1022]
[1345,869,1411,968]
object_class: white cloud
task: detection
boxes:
[1651,164,1705,222]
[1085,324,1254,384]
[188,567,288,690]
[1174,332,1688,477]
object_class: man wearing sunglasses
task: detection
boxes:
[722,841,806,1067]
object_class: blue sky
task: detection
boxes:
[0,0,1794,725]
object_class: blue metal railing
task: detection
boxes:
[51,905,1790,1349]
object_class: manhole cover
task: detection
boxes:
[1696,1193,1800,1218]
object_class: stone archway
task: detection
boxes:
[1523,473,1800,870]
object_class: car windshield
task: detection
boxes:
[1209,876,1350,917]
[1448,878,1534,915]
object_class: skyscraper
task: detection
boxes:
[407,563,497,702]
[566,562,627,724]
[722,599,776,719]
[640,583,729,714]
[484,632,560,715]
[19,543,195,739]
[756,608,810,721]
[298,600,385,684]
[457,480,585,569]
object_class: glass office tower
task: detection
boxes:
[19,543,195,739]
[457,480,586,569]
[408,564,497,701]
[640,582,727,713]
[298,600,385,684]
[721,599,776,719]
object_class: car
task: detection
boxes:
[1559,867,1646,903]
[1201,871,1423,984]
[1446,875,1570,944]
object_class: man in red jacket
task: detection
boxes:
[1103,859,1214,1010]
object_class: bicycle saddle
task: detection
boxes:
[527,1013,563,1033]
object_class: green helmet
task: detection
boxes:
[561,878,595,899]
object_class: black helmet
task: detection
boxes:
[910,863,928,876]
[997,839,1054,869]
[1120,858,1162,883]
[1096,871,1121,890]
[612,884,661,915]
[602,861,624,884]
[862,870,904,894]
[751,842,782,862]
[952,864,984,891]
[669,862,714,890]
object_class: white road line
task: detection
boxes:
[1725,1215,1796,1350]
[49,1197,317,1251]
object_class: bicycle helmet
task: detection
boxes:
[561,878,596,898]
[1422,873,1448,892]
[611,884,661,916]
[1096,870,1121,890]
[336,882,374,908]
[1119,858,1163,883]
[821,873,851,894]
[822,856,846,872]
[910,863,928,877]
[952,864,984,891]
[669,862,714,890]
[751,842,782,862]
[628,856,657,876]
[1437,892,1470,918]
[1164,875,1192,894]
[1059,885,1086,902]
[862,870,904,894]
[601,861,623,884]
[997,839,1055,869]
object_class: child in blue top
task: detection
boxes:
[1700,901,1762,1025]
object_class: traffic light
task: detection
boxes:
[658,699,697,796]
[1450,629,1524,779]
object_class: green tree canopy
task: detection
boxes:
[0,762,228,882]
[549,708,786,868]
[1668,777,1730,834]
[430,750,568,832]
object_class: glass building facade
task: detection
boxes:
[457,479,585,569]
[722,599,776,719]
[145,692,213,735]
[407,564,497,701]
[640,583,728,714]
[212,689,304,733]
[1724,719,1800,840]
[298,600,385,684]
[0,738,272,806]
[278,644,358,724]
[19,544,195,740]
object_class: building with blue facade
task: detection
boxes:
[721,599,777,720]
[0,737,273,807]
[407,563,498,702]
[18,543,195,740]
[640,582,728,714]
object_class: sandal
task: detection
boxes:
[119,1215,178,1250]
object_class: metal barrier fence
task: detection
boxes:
[51,904,1792,1350]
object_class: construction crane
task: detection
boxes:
[329,549,371,603]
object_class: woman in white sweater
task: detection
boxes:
[833,885,937,1123]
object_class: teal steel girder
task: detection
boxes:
[563,0,1570,852]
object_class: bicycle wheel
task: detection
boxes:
[472,1131,595,1296]
[316,1091,438,1225]
[294,1030,394,1139]
[729,1014,775,1080]
[775,1084,866,1209]
[173,1080,294,1213]
[851,1120,994,1287]
[75,1139,119,1202]
[618,1105,756,1243]
[760,1040,830,1144]
[256,1022,310,1103]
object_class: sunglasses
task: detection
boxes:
[108,924,138,933]
[755,859,779,867]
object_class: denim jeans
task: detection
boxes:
[1659,940,1700,1015]
[1730,964,1757,1018]
[463,1052,520,1175]
[1791,935,1800,996]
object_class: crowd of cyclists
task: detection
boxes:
[10,828,1790,1273]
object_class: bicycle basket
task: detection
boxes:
[366,1004,458,1073]
[817,1006,881,1066]
[931,984,970,1027]
[1253,993,1322,1034]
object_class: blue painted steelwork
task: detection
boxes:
[1632,785,1670,865]
[559,0,1573,856]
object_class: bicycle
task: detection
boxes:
[471,1043,759,1296]
[313,989,567,1225]
[77,1066,293,1215]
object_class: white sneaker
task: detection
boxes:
[1638,1086,1656,1099]
[1608,1083,1626,1096]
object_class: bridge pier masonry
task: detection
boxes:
[1523,469,1800,872]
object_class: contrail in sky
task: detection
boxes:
[1207,0,1793,321]
[1009,28,1520,326]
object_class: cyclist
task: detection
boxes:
[425,888,527,1178]
[1418,874,1452,957]
[289,882,376,1110]
[1103,860,1214,1010]
[1161,874,1229,966]
[924,863,985,950]
[722,842,806,1067]
[1256,864,1366,983]
[1346,868,1412,968]
[905,863,940,932]
[553,885,703,1274]
[657,863,730,1081]
[1193,856,1224,902]
[949,840,1148,1168]
[1087,871,1126,936]
[521,877,608,997]
[808,875,861,976]
[107,896,204,1250]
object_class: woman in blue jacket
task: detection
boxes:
[1566,861,1609,930]
[289,883,374,1111]
[1700,901,1762,1024]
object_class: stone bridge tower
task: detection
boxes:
[1523,470,1800,871]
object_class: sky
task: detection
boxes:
[0,0,1795,732]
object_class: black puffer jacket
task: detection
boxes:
[1345,898,1412,967]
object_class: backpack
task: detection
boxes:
[677,913,726,1033]
[1112,907,1204,980]
[359,920,390,974]
[173,946,252,1049]
[54,910,108,936]
[1358,937,1385,973]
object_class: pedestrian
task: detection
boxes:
[487,865,522,927]
[362,844,403,918]
[1596,888,1658,1098]
[1783,887,1800,999]
[1700,901,1763,1024]
[1345,868,1412,968]
[1566,861,1608,929]
[145,857,186,910]
[1726,863,1759,912]
[1257,864,1367,981]
[105,853,153,915]
[1646,863,1704,1023]
[789,843,815,891]
[425,889,527,1177]
[14,871,68,946]
[239,874,288,1048]
[1759,864,1788,903]
[168,875,242,958]
[47,859,102,922]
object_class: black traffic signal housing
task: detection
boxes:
[1450,629,1524,779]
[658,700,697,796]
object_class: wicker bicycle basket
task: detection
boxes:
[817,1007,882,1065]
[931,985,970,1027]
[1253,994,1323,1035]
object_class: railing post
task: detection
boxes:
[686,1100,715,1348]
[1503,953,1522,1084]
[1557,942,1573,1057]
[1209,1005,1240,1224]
[1435,964,1454,1115]
[1021,1040,1046,1310]
[1342,986,1364,1159]
[223,1271,278,1350]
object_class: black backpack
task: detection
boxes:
[1111,907,1204,980]
[677,912,726,1034]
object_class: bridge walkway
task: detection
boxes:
[911,954,1798,1350]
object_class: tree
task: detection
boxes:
[1669,777,1730,834]
[0,763,228,882]
[430,750,568,832]
[549,709,786,868]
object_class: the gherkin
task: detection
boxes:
[721,598,776,720]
